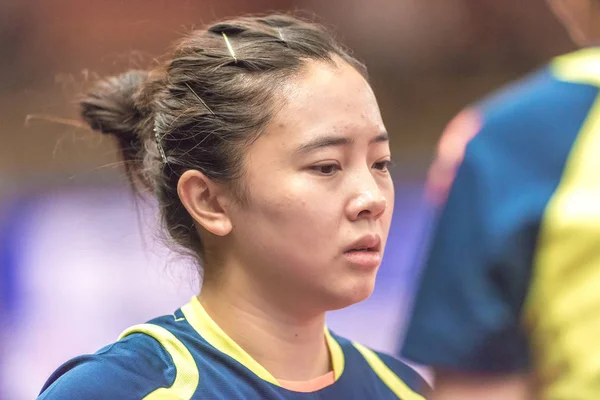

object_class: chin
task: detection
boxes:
[324,275,377,311]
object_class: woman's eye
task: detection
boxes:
[311,164,340,175]
[373,160,393,171]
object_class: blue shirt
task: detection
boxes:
[39,296,428,399]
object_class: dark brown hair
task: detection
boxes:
[80,13,367,263]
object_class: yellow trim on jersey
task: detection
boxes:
[325,327,345,380]
[525,49,600,399]
[352,342,425,400]
[181,296,280,385]
[181,296,346,386]
[118,324,199,400]
[552,48,600,87]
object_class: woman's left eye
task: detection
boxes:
[373,160,393,171]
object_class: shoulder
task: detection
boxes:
[479,65,597,119]
[372,348,430,392]
[357,343,431,396]
[445,64,598,197]
[38,332,176,400]
[427,65,598,205]
[332,334,430,397]
[472,66,598,153]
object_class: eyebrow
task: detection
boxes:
[294,131,389,155]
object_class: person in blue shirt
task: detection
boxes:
[401,1,600,399]
[38,13,428,400]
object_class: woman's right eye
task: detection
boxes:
[310,164,341,176]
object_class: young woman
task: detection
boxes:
[38,14,428,399]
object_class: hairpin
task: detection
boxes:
[184,82,216,117]
[153,121,168,164]
[221,32,238,64]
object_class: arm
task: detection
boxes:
[402,135,533,372]
[407,133,536,397]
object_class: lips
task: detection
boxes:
[344,234,381,253]
[343,234,382,269]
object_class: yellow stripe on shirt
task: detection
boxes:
[181,296,346,386]
[181,296,281,386]
[525,49,600,399]
[353,342,425,400]
[119,323,200,400]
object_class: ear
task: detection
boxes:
[177,170,233,236]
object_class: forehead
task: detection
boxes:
[268,59,385,139]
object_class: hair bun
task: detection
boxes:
[81,70,153,192]
[80,70,149,141]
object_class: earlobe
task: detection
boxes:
[177,170,233,237]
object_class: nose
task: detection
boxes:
[346,174,388,221]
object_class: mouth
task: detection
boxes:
[344,234,381,254]
[343,235,382,269]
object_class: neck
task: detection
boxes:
[198,268,331,381]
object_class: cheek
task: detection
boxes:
[244,178,337,242]
[387,183,395,214]
[236,192,340,277]
[382,181,395,234]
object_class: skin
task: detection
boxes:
[548,0,600,46]
[177,57,394,381]
[429,1,600,399]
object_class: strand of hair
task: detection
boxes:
[184,82,216,117]
[25,113,88,129]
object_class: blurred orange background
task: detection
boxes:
[0,0,573,193]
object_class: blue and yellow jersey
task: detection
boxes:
[39,296,428,399]
[401,47,600,399]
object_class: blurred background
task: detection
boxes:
[0,0,575,398]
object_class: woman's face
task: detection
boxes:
[226,58,394,313]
